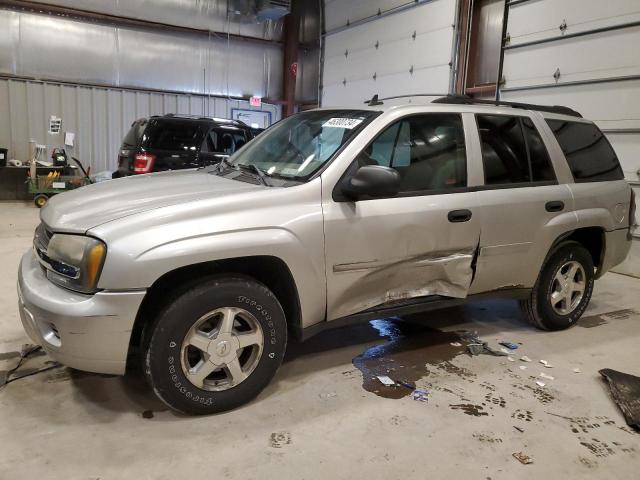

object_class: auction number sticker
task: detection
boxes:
[322,118,364,129]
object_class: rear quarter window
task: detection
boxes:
[144,120,205,151]
[546,120,624,182]
[122,120,147,147]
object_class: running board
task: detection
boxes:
[295,289,531,341]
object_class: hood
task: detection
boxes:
[41,169,262,233]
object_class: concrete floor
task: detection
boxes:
[1,200,639,479]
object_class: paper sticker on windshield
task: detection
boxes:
[322,118,364,129]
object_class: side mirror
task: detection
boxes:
[341,165,400,199]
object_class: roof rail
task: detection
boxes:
[365,93,448,106]
[432,94,582,118]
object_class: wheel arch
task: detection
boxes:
[545,226,605,277]
[127,255,302,366]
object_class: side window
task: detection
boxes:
[522,118,555,182]
[546,120,624,182]
[477,115,530,184]
[200,131,216,153]
[357,114,467,193]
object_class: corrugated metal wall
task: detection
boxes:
[0,9,283,100]
[321,0,458,107]
[0,77,281,172]
[498,0,640,276]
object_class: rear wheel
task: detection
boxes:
[521,242,594,331]
[34,194,48,208]
[143,275,287,415]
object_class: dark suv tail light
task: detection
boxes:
[133,153,156,174]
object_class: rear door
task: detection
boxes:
[469,113,577,293]
[322,112,481,321]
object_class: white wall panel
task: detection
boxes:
[508,0,640,46]
[0,78,281,173]
[322,0,457,107]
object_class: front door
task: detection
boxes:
[322,113,481,321]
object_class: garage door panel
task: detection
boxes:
[322,0,456,107]
[508,0,640,46]
[501,80,640,131]
[325,0,420,32]
[503,26,640,89]
[324,25,453,86]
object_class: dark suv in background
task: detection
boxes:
[114,114,255,177]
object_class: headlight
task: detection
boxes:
[43,234,107,294]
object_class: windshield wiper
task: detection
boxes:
[217,156,234,172]
[237,163,271,186]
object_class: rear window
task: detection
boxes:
[144,120,205,151]
[122,120,146,147]
[546,120,624,182]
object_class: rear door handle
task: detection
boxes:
[545,201,565,212]
[448,209,472,223]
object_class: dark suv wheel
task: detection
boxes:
[143,275,287,415]
[521,242,594,331]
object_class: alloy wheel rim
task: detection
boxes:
[549,260,586,315]
[180,307,264,391]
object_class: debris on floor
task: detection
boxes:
[540,360,553,368]
[512,452,533,464]
[499,341,519,350]
[464,333,508,357]
[450,342,462,347]
[513,426,525,433]
[519,365,527,371]
[413,390,429,402]
[142,410,154,419]
[536,381,546,388]
[521,356,532,362]
[377,375,395,386]
[599,369,640,430]
[0,344,61,388]
[573,368,582,374]
[539,373,555,381]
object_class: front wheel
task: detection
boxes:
[521,242,594,331]
[143,275,287,415]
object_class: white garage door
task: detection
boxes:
[499,0,640,276]
[322,0,458,107]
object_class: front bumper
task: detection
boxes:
[17,250,146,375]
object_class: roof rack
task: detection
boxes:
[364,93,582,118]
[432,94,582,118]
[159,114,249,126]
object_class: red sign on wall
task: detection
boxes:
[290,62,298,77]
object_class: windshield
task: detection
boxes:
[227,110,378,181]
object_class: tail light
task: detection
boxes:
[133,153,155,174]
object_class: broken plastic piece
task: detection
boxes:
[519,365,527,371]
[599,369,640,430]
[539,373,554,381]
[512,452,533,464]
[507,357,515,362]
[573,368,582,374]
[376,375,395,386]
[499,342,519,350]
[536,380,546,387]
[450,342,462,347]
[521,356,532,362]
[413,390,429,402]
[540,360,553,368]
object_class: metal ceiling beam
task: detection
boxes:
[0,0,283,46]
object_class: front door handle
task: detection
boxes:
[448,209,473,223]
[545,201,565,212]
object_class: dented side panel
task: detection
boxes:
[322,192,481,321]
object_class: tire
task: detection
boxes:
[34,194,48,208]
[520,242,594,331]
[143,275,287,415]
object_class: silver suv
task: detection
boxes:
[17,95,634,414]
